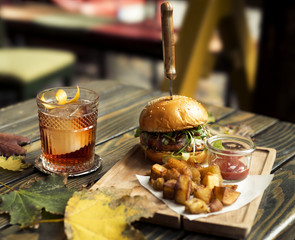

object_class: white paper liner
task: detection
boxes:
[136,174,273,221]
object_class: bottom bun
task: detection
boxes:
[140,144,209,164]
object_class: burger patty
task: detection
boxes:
[140,131,205,152]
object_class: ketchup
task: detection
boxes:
[215,155,249,180]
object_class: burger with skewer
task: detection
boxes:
[135,95,211,164]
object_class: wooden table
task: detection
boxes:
[0,80,294,239]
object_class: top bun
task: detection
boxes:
[139,95,208,132]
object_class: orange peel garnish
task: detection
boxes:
[40,93,55,109]
[41,85,80,109]
[66,85,80,104]
[55,89,68,105]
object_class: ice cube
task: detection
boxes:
[46,129,90,155]
[70,105,88,117]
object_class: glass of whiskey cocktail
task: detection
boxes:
[36,87,99,175]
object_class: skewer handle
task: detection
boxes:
[161,2,176,82]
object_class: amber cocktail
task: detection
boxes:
[36,87,99,174]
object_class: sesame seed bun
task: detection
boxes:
[139,95,208,132]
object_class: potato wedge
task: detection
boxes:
[193,185,212,204]
[199,164,223,182]
[163,179,177,200]
[175,175,192,205]
[185,198,210,214]
[165,158,187,170]
[150,177,165,191]
[178,167,192,178]
[209,198,223,212]
[202,173,221,189]
[190,167,201,184]
[150,164,167,180]
[213,186,241,206]
[221,184,238,191]
[164,168,180,181]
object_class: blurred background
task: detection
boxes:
[0,0,294,122]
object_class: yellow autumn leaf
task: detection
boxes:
[0,155,30,171]
[64,187,160,240]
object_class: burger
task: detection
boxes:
[136,95,211,164]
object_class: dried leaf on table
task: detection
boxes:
[64,187,161,240]
[0,175,75,227]
[0,155,30,171]
[0,133,31,157]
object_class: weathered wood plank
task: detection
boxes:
[0,80,121,128]
[0,89,164,186]
[133,222,186,240]
[253,121,295,170]
[246,157,295,240]
[202,103,236,121]
[172,156,295,240]
[0,83,161,140]
[216,110,278,136]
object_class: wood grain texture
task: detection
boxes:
[91,144,275,238]
[92,145,181,229]
[253,121,295,170]
[182,148,276,239]
[0,131,139,229]
[216,110,278,135]
[0,82,164,141]
[246,157,295,240]
[0,80,295,239]
[202,103,235,121]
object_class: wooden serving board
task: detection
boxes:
[92,144,276,238]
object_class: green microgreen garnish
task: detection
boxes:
[134,127,141,137]
[212,140,225,150]
[135,125,211,162]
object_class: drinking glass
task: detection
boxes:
[36,87,99,175]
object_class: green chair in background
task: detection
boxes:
[0,18,76,101]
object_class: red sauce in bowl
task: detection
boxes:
[215,156,249,180]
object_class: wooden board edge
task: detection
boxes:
[92,144,181,228]
[256,147,276,174]
[183,147,276,238]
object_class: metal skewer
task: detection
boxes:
[161,1,176,99]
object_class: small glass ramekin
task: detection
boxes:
[205,135,256,182]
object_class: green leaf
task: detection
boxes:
[212,140,225,150]
[134,128,141,138]
[0,156,30,171]
[0,175,75,227]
